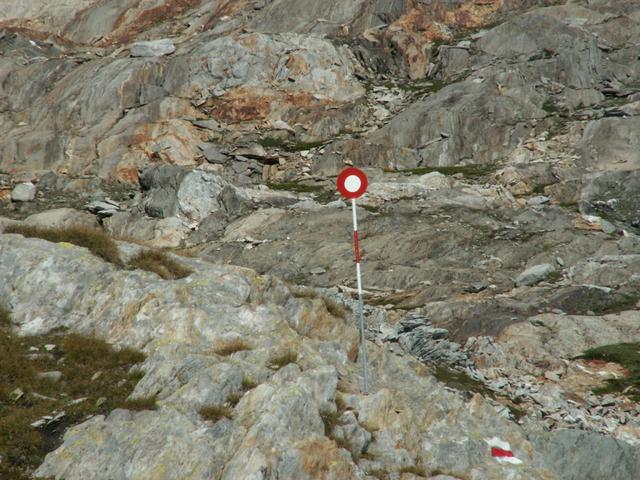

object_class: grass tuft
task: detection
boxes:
[4,224,122,266]
[199,404,233,422]
[323,298,350,320]
[400,465,428,475]
[0,304,11,327]
[292,287,319,300]
[227,393,243,407]
[128,250,193,280]
[241,376,258,391]
[320,409,342,437]
[213,338,252,357]
[269,349,298,370]
[114,396,157,411]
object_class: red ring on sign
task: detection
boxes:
[337,167,368,199]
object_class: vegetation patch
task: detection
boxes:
[198,404,233,422]
[433,366,492,397]
[268,349,298,370]
[128,250,193,280]
[213,338,252,357]
[4,224,122,266]
[267,181,335,203]
[400,465,428,476]
[241,376,258,391]
[387,164,495,178]
[267,181,325,194]
[577,343,640,401]
[320,409,342,437]
[0,304,11,327]
[258,137,328,152]
[0,317,149,480]
[292,287,319,300]
[323,298,350,320]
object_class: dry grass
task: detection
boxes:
[227,393,243,407]
[292,287,319,300]
[347,336,359,363]
[323,298,350,320]
[241,376,258,391]
[300,438,341,477]
[4,224,122,266]
[128,250,193,280]
[321,409,342,437]
[0,327,148,480]
[336,380,354,394]
[268,349,298,370]
[199,404,233,422]
[213,338,252,357]
[0,303,11,327]
[115,396,157,411]
[400,465,428,476]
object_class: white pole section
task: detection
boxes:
[352,198,369,393]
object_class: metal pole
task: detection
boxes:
[352,198,369,393]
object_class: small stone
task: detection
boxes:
[527,195,550,206]
[309,267,326,275]
[544,371,561,382]
[11,182,37,202]
[44,344,56,351]
[37,371,63,382]
[96,397,107,407]
[131,39,175,57]
[10,388,24,401]
[91,371,103,381]
[30,419,47,429]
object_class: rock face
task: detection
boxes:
[1,1,640,479]
[0,233,556,480]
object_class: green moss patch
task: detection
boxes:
[0,317,150,479]
[578,343,640,401]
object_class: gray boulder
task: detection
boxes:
[11,182,36,202]
[515,264,556,287]
[140,166,249,223]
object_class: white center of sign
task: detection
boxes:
[344,175,361,193]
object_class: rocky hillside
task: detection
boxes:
[1,1,640,479]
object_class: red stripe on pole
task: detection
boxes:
[353,231,361,263]
[491,447,515,458]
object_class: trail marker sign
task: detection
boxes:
[337,167,370,393]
